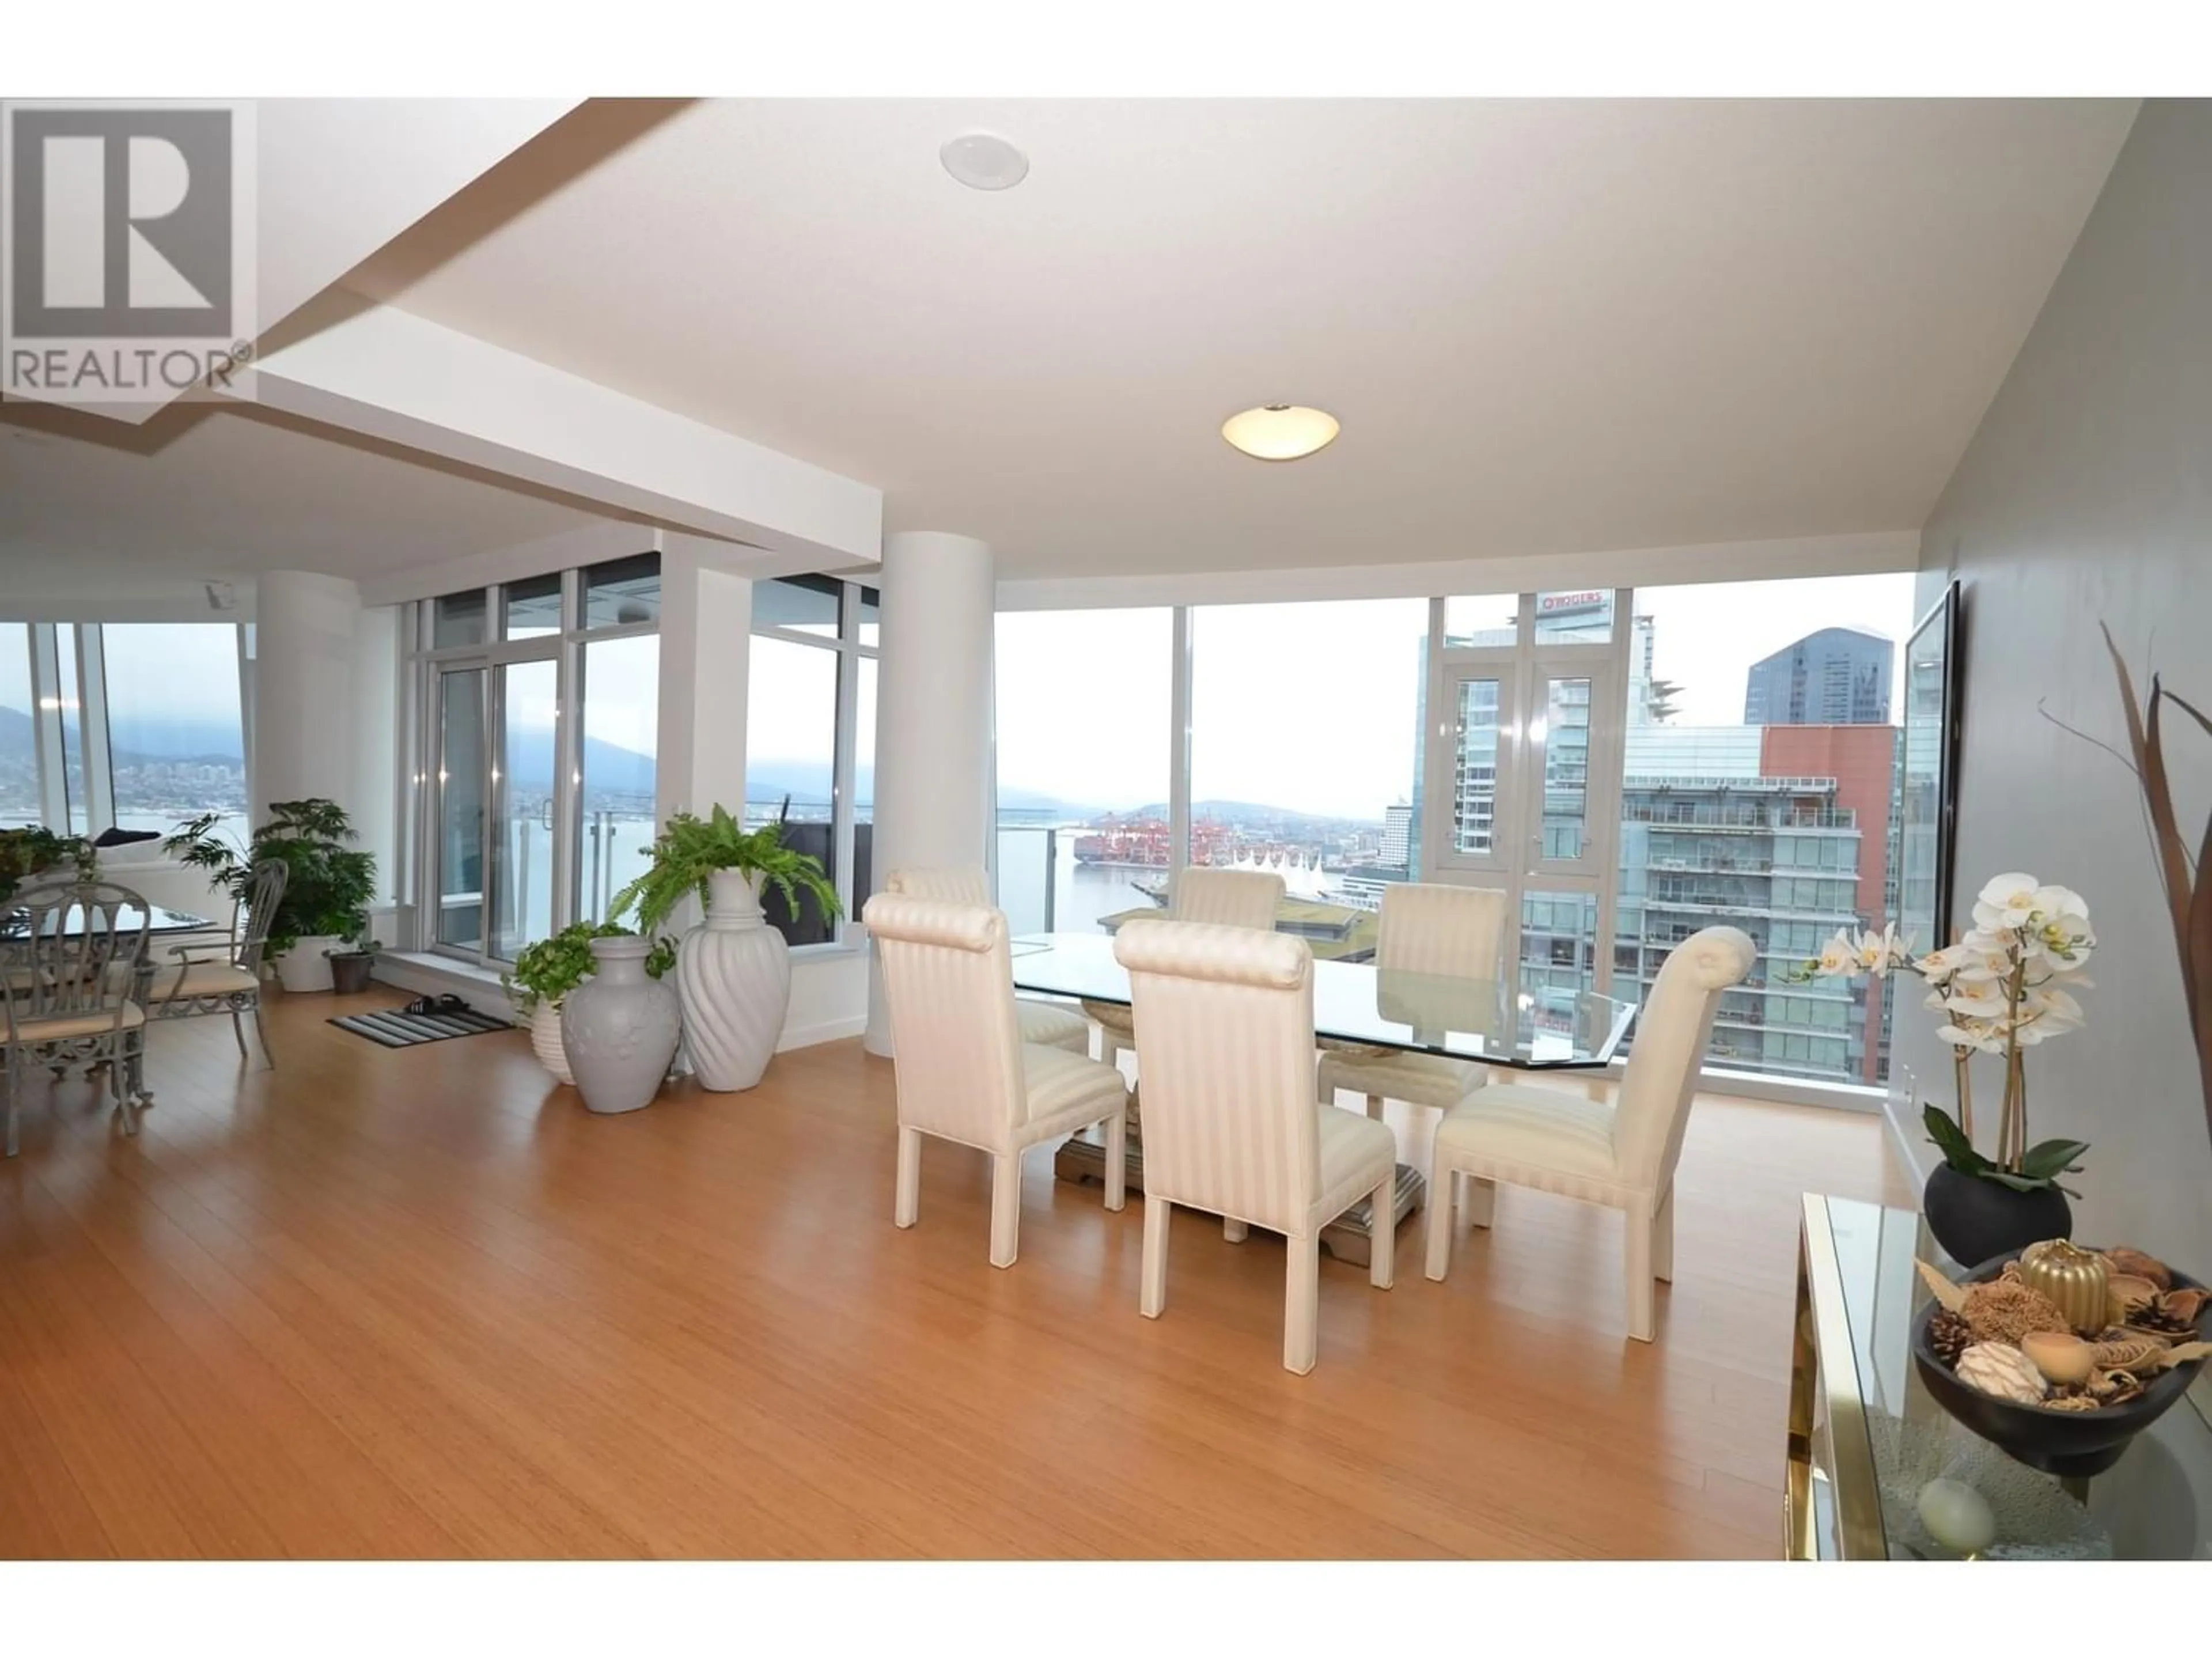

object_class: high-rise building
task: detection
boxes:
[1381,802,1414,869]
[1626,612,1658,725]
[1743,627,1895,726]
[1513,721,1899,1085]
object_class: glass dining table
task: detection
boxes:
[1010,931,1639,1264]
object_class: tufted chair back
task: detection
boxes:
[863,893,1027,1147]
[885,866,991,907]
[1609,925,1756,1190]
[1169,868,1284,931]
[1375,882,1508,978]
[1115,919,1319,1236]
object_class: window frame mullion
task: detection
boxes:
[76,624,115,836]
[26,624,68,831]
[830,582,862,942]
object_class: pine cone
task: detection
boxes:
[2126,1302,2195,1340]
[1928,1309,1973,1368]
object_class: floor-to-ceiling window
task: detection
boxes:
[1185,598,1427,954]
[1611,574,1915,1086]
[991,607,1172,935]
[0,620,248,844]
[1,626,43,828]
[102,623,251,848]
[988,568,1918,1103]
[412,557,659,967]
[1429,590,1626,1035]
[744,574,876,947]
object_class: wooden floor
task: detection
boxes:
[0,988,1911,1559]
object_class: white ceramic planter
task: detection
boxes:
[274,935,340,993]
[561,937,682,1115]
[677,869,791,1092]
[530,1000,575,1084]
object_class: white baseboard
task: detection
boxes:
[372,952,514,1020]
[777,1014,868,1052]
[377,953,866,1053]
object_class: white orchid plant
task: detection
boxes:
[1793,873,2096,1196]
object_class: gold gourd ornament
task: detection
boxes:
[2018,1240,2110,1336]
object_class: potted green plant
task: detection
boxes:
[325,931,383,995]
[502,921,676,1084]
[0,828,96,909]
[610,804,840,1092]
[1795,872,2096,1265]
[166,798,377,993]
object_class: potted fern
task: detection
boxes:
[610,804,840,1092]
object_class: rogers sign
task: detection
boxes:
[1539,591,1607,614]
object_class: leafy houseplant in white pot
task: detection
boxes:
[612,806,841,1092]
[503,922,677,1086]
[166,798,376,994]
[1796,872,2096,1266]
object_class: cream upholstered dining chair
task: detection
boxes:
[1089,866,1285,1071]
[1423,925,1755,1342]
[882,866,1090,1055]
[1113,919,1397,1374]
[863,892,1129,1268]
[3,882,152,1157]
[1317,882,1508,1122]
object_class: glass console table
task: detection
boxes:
[1788,1194,2212,1559]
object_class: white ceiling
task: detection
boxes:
[344,97,2138,581]
[1,99,2138,599]
[0,402,614,596]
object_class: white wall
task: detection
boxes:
[1896,100,2212,1274]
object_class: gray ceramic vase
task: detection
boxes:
[560,936,682,1115]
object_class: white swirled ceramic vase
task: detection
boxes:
[560,936,682,1115]
[677,869,791,1091]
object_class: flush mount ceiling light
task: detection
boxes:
[940,131,1029,191]
[1220,403,1340,461]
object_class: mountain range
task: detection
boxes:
[1,704,246,769]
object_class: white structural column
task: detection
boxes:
[253,571,365,820]
[656,551,755,828]
[863,531,997,1056]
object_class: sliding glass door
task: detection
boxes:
[412,558,662,968]
[493,659,559,961]
[1423,599,1624,1009]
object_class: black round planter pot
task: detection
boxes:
[329,953,375,995]
[1922,1162,2071,1266]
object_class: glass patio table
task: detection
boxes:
[1010,931,1638,1264]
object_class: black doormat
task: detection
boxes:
[329,1004,514,1048]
